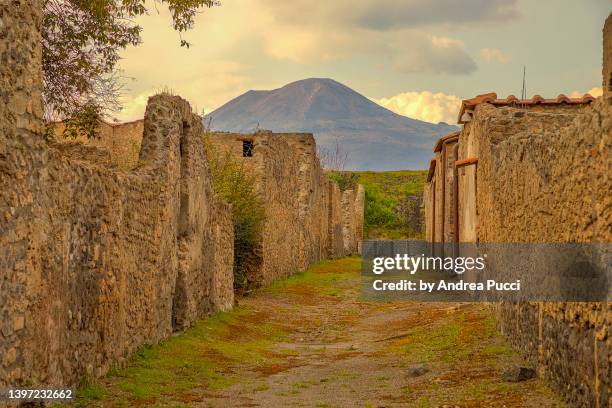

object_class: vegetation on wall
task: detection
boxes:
[329,170,426,239]
[202,136,266,291]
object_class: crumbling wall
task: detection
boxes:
[470,102,609,242]
[424,138,459,245]
[604,14,612,102]
[0,1,233,387]
[54,120,144,170]
[423,20,611,404]
[327,181,345,258]
[353,185,365,253]
[209,131,364,285]
[466,100,611,407]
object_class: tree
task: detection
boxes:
[43,0,218,139]
[319,137,359,191]
[318,136,349,172]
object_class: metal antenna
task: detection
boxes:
[521,65,527,100]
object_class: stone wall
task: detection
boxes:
[327,181,345,258]
[0,1,234,387]
[54,120,144,170]
[427,103,610,407]
[209,131,364,285]
[469,98,611,408]
[604,14,612,103]
[424,132,460,244]
[423,37,611,408]
[422,16,612,407]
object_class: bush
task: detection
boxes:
[327,171,359,191]
[329,170,426,239]
[203,136,266,292]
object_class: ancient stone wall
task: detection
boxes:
[425,134,459,244]
[422,17,612,405]
[604,14,612,102]
[0,1,234,387]
[209,131,364,285]
[469,98,611,408]
[340,187,367,255]
[54,120,144,170]
[425,95,610,407]
[327,181,345,258]
[353,185,365,253]
[466,102,609,242]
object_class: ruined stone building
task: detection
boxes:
[208,131,364,285]
[0,1,363,388]
[53,119,144,170]
[425,14,612,408]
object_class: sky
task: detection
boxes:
[115,0,610,124]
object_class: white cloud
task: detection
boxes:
[568,87,603,98]
[480,48,511,64]
[374,91,462,124]
[393,35,477,75]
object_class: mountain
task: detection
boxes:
[204,78,458,170]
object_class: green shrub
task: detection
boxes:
[329,170,426,239]
[327,172,359,191]
[203,136,266,291]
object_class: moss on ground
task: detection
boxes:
[60,257,563,407]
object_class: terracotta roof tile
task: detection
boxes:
[458,92,595,123]
[433,130,461,152]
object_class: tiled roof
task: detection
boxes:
[457,92,596,124]
[433,130,460,152]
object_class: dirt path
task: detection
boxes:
[71,258,565,408]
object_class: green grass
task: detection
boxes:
[266,258,360,297]
[71,306,289,406]
[77,383,107,401]
[387,308,500,364]
[69,257,361,407]
[329,170,427,239]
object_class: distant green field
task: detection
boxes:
[328,170,427,240]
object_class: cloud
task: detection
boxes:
[265,0,519,30]
[480,48,511,64]
[115,60,257,121]
[374,90,462,124]
[262,27,354,63]
[568,87,603,98]
[352,0,520,30]
[112,2,275,121]
[393,36,477,75]
[107,0,524,121]
[257,0,517,68]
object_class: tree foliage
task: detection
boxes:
[43,0,218,138]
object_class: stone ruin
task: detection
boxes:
[425,14,611,408]
[208,131,364,285]
[0,0,364,388]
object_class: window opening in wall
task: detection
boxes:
[243,139,254,157]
